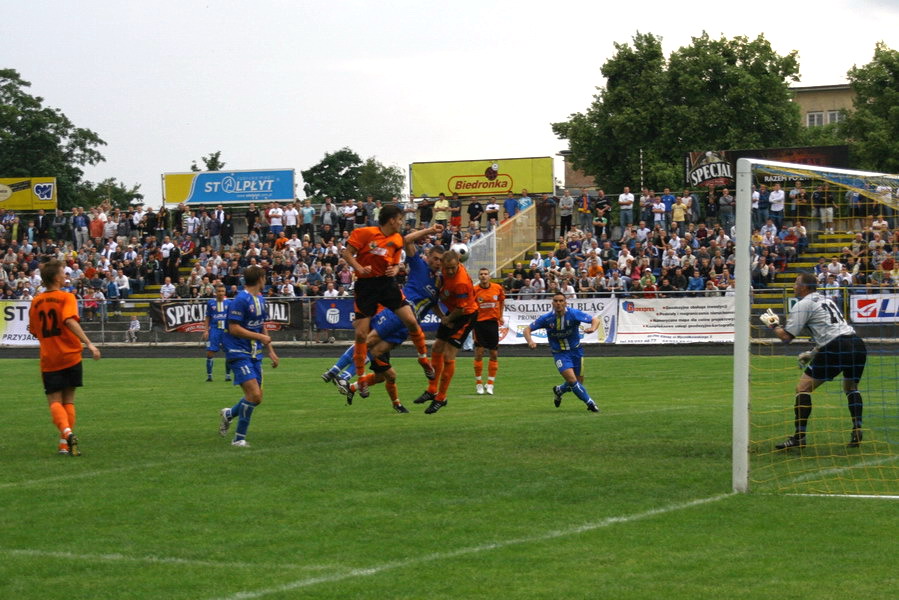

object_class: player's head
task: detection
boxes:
[40,259,64,288]
[244,265,266,288]
[442,250,461,277]
[215,284,226,299]
[551,292,567,313]
[794,272,817,297]
[378,204,403,230]
[426,244,445,271]
[478,268,491,285]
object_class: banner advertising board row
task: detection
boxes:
[410,157,553,198]
[0,301,38,346]
[849,294,899,323]
[149,299,303,332]
[0,177,57,211]
[684,146,849,188]
[162,169,296,206]
[313,298,441,332]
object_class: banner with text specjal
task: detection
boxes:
[410,157,553,198]
[615,296,735,344]
[500,298,617,345]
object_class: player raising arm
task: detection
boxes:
[760,272,866,449]
[524,292,601,412]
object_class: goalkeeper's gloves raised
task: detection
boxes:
[759,309,780,329]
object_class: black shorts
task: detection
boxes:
[807,334,867,383]
[437,312,478,348]
[474,319,500,350]
[354,276,405,319]
[370,352,392,374]
[42,362,84,395]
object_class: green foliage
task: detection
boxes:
[302,148,405,202]
[0,69,107,210]
[357,156,405,202]
[553,33,803,192]
[75,177,143,211]
[301,147,363,200]
[843,42,899,173]
[189,150,226,172]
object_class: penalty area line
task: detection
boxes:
[789,454,899,484]
[212,493,733,600]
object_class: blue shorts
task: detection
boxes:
[552,349,584,376]
[207,328,225,353]
[373,309,409,346]
[227,357,263,386]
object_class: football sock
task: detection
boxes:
[63,403,76,429]
[795,393,812,436]
[49,402,70,436]
[409,326,428,357]
[350,373,377,392]
[225,363,231,377]
[847,391,863,429]
[385,381,399,402]
[427,353,444,394]
[206,358,213,376]
[488,359,498,384]
[571,382,592,404]
[232,398,257,441]
[353,341,367,380]
[473,359,483,384]
[334,345,355,371]
[436,359,455,401]
[558,381,572,394]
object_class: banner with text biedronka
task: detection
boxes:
[615,296,735,344]
[500,298,617,345]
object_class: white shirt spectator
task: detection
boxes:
[769,188,785,212]
[283,206,298,227]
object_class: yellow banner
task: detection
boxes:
[410,157,553,197]
[0,178,57,210]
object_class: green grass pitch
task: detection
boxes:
[0,355,896,599]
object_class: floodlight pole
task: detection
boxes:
[733,158,752,493]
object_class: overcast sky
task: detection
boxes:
[5,0,899,206]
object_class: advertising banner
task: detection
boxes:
[313,298,440,332]
[849,294,899,323]
[163,169,296,205]
[150,299,302,332]
[500,298,617,345]
[683,146,849,188]
[615,296,735,344]
[0,301,39,347]
[410,157,553,197]
[0,177,57,211]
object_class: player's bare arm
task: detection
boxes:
[65,317,100,360]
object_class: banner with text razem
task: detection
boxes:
[615,296,735,344]
[500,298,618,345]
[0,300,39,347]
[150,299,302,333]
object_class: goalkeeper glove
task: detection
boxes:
[759,309,780,329]
[797,349,818,370]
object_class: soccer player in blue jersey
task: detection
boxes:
[218,266,279,447]
[203,284,232,382]
[323,225,445,411]
[523,292,602,412]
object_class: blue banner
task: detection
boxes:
[314,298,439,331]
[164,169,295,205]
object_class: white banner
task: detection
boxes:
[849,293,899,323]
[1,301,39,347]
[499,298,618,345]
[615,296,735,344]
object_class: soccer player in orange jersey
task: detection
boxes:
[342,204,433,396]
[414,250,478,414]
[473,267,505,395]
[28,259,101,456]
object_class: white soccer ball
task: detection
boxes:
[450,242,470,262]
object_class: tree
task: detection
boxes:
[301,147,364,200]
[76,178,144,211]
[190,151,226,172]
[842,42,899,173]
[553,33,803,192]
[357,157,405,203]
[0,68,107,210]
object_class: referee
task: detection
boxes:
[760,272,867,449]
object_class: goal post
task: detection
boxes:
[734,158,899,496]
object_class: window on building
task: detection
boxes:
[827,110,845,124]
[807,112,825,127]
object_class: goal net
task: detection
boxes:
[734,158,899,496]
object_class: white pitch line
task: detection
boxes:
[789,454,899,484]
[213,493,733,600]
[0,548,334,571]
[785,493,899,500]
